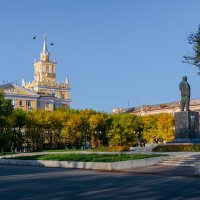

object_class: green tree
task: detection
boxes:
[0,90,14,152]
[0,90,13,117]
[12,109,27,149]
[107,114,143,147]
[183,25,200,69]
[25,111,46,150]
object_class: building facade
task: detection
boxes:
[113,99,200,116]
[0,34,71,111]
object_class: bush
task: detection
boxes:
[153,144,200,152]
[108,146,130,152]
[94,145,130,152]
[0,132,11,152]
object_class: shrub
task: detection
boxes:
[94,145,130,152]
[108,146,130,152]
[153,144,200,152]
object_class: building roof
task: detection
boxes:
[0,82,40,97]
[117,98,200,114]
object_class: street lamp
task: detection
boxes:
[85,129,90,149]
[95,131,102,148]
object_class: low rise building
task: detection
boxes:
[113,99,200,116]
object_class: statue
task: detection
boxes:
[179,76,190,111]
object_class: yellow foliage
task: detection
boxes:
[142,113,174,143]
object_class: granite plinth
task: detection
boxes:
[174,111,200,142]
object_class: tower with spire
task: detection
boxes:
[23,33,71,110]
[32,33,57,87]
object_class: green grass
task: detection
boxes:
[0,152,14,156]
[8,153,167,162]
[44,149,81,152]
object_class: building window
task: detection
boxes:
[52,66,54,73]
[19,100,23,107]
[27,101,31,107]
[62,94,65,99]
[45,102,50,108]
[37,102,41,108]
[46,66,49,73]
[54,103,60,109]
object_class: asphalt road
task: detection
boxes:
[0,165,200,200]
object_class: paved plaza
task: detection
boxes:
[0,165,200,200]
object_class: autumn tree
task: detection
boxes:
[142,114,174,143]
[107,114,143,147]
[142,114,158,143]
[88,113,109,148]
[156,113,174,142]
[61,112,89,149]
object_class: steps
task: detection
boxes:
[157,155,200,167]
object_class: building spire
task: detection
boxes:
[40,33,49,61]
[65,75,69,84]
[42,33,48,53]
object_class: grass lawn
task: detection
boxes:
[44,149,82,152]
[0,152,14,156]
[9,153,167,162]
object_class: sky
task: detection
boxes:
[0,0,200,112]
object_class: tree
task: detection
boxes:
[107,114,143,147]
[183,25,200,69]
[142,115,159,143]
[61,113,89,149]
[142,114,174,143]
[0,90,13,117]
[88,113,108,148]
[0,90,14,152]
[10,109,27,151]
[156,113,174,142]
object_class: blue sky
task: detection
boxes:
[0,0,200,112]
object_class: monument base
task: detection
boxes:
[174,111,200,142]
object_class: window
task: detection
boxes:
[52,65,55,73]
[27,101,31,107]
[46,66,49,73]
[19,100,23,107]
[37,102,41,108]
[54,103,60,109]
[45,102,50,108]
[62,94,65,99]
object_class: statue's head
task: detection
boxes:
[183,76,187,81]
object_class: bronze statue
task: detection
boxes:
[179,76,190,111]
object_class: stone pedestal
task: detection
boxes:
[174,111,200,142]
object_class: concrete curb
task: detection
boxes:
[0,156,167,170]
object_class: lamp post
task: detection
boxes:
[95,131,102,148]
[85,129,90,149]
